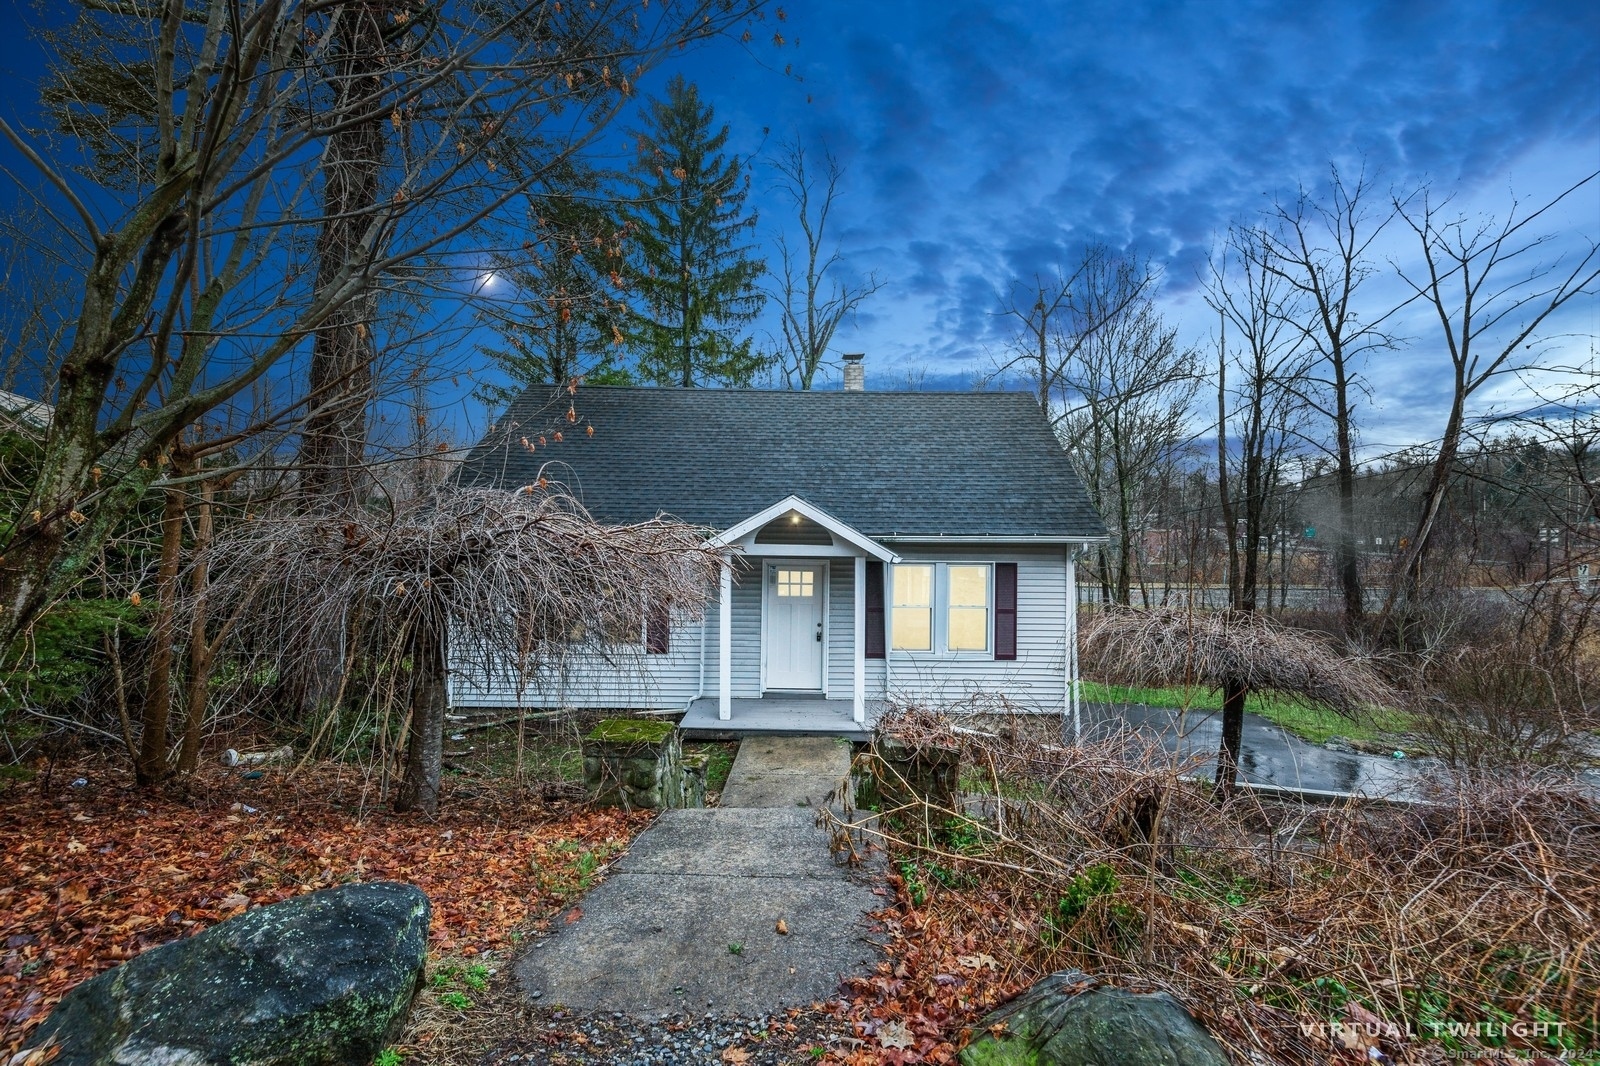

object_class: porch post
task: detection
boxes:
[719,562,732,721]
[883,562,893,701]
[853,555,866,723]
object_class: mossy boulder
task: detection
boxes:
[23,881,430,1066]
[959,970,1228,1066]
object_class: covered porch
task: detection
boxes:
[680,696,883,740]
[707,496,900,730]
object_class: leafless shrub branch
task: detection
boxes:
[1083,605,1398,717]
[823,706,1600,1065]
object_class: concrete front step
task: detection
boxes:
[717,736,855,809]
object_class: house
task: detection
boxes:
[449,360,1107,735]
[0,389,53,434]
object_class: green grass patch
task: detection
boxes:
[686,741,736,793]
[1080,680,1414,746]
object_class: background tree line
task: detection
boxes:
[988,168,1596,783]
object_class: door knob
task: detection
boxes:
[816,622,824,642]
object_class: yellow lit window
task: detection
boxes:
[947,565,990,651]
[891,565,933,651]
[776,569,815,597]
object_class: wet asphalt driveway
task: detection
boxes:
[1082,702,1429,799]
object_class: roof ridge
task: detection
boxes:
[558,384,1031,397]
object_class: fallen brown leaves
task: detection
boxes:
[822,871,1028,1066]
[0,758,652,1057]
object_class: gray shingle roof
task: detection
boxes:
[456,386,1107,539]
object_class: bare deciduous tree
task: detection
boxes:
[1205,225,1315,785]
[1053,252,1200,605]
[990,245,1146,410]
[766,140,881,390]
[1258,166,1400,629]
[1381,174,1600,615]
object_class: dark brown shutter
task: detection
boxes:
[994,563,1018,661]
[646,600,670,654]
[865,561,886,659]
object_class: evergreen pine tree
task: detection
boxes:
[477,165,633,413]
[623,75,767,387]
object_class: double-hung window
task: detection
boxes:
[891,564,934,651]
[869,561,1015,660]
[889,563,993,654]
[946,565,991,651]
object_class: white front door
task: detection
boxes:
[766,564,824,690]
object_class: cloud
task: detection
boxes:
[676,0,1596,437]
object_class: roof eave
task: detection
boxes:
[876,534,1110,544]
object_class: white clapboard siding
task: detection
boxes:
[736,564,763,697]
[826,563,858,697]
[448,547,1072,713]
[446,611,706,710]
[884,545,1069,713]
[710,562,763,698]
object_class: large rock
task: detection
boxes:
[24,881,430,1066]
[959,970,1229,1066]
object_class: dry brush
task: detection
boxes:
[196,487,725,812]
[824,706,1598,1065]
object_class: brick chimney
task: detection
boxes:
[842,352,865,391]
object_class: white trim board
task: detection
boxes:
[880,535,1109,545]
[710,495,901,563]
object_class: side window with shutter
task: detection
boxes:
[994,563,1018,661]
[865,562,885,659]
[646,600,670,654]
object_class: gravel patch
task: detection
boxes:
[483,1004,856,1065]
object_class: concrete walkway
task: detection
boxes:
[516,737,879,1017]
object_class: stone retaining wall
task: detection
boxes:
[858,734,962,841]
[582,719,704,810]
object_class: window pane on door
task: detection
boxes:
[947,565,990,651]
[892,564,933,651]
[776,569,815,597]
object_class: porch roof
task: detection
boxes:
[709,496,901,562]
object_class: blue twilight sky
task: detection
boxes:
[661,0,1600,449]
[0,0,1596,456]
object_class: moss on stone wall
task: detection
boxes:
[586,718,676,745]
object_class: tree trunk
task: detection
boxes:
[1214,336,1258,802]
[1332,364,1363,628]
[296,10,388,718]
[0,172,188,653]
[679,247,693,387]
[299,5,387,508]
[395,613,446,815]
[1115,524,1135,606]
[135,475,188,785]
[1395,396,1466,605]
[1216,677,1247,798]
[177,480,216,774]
